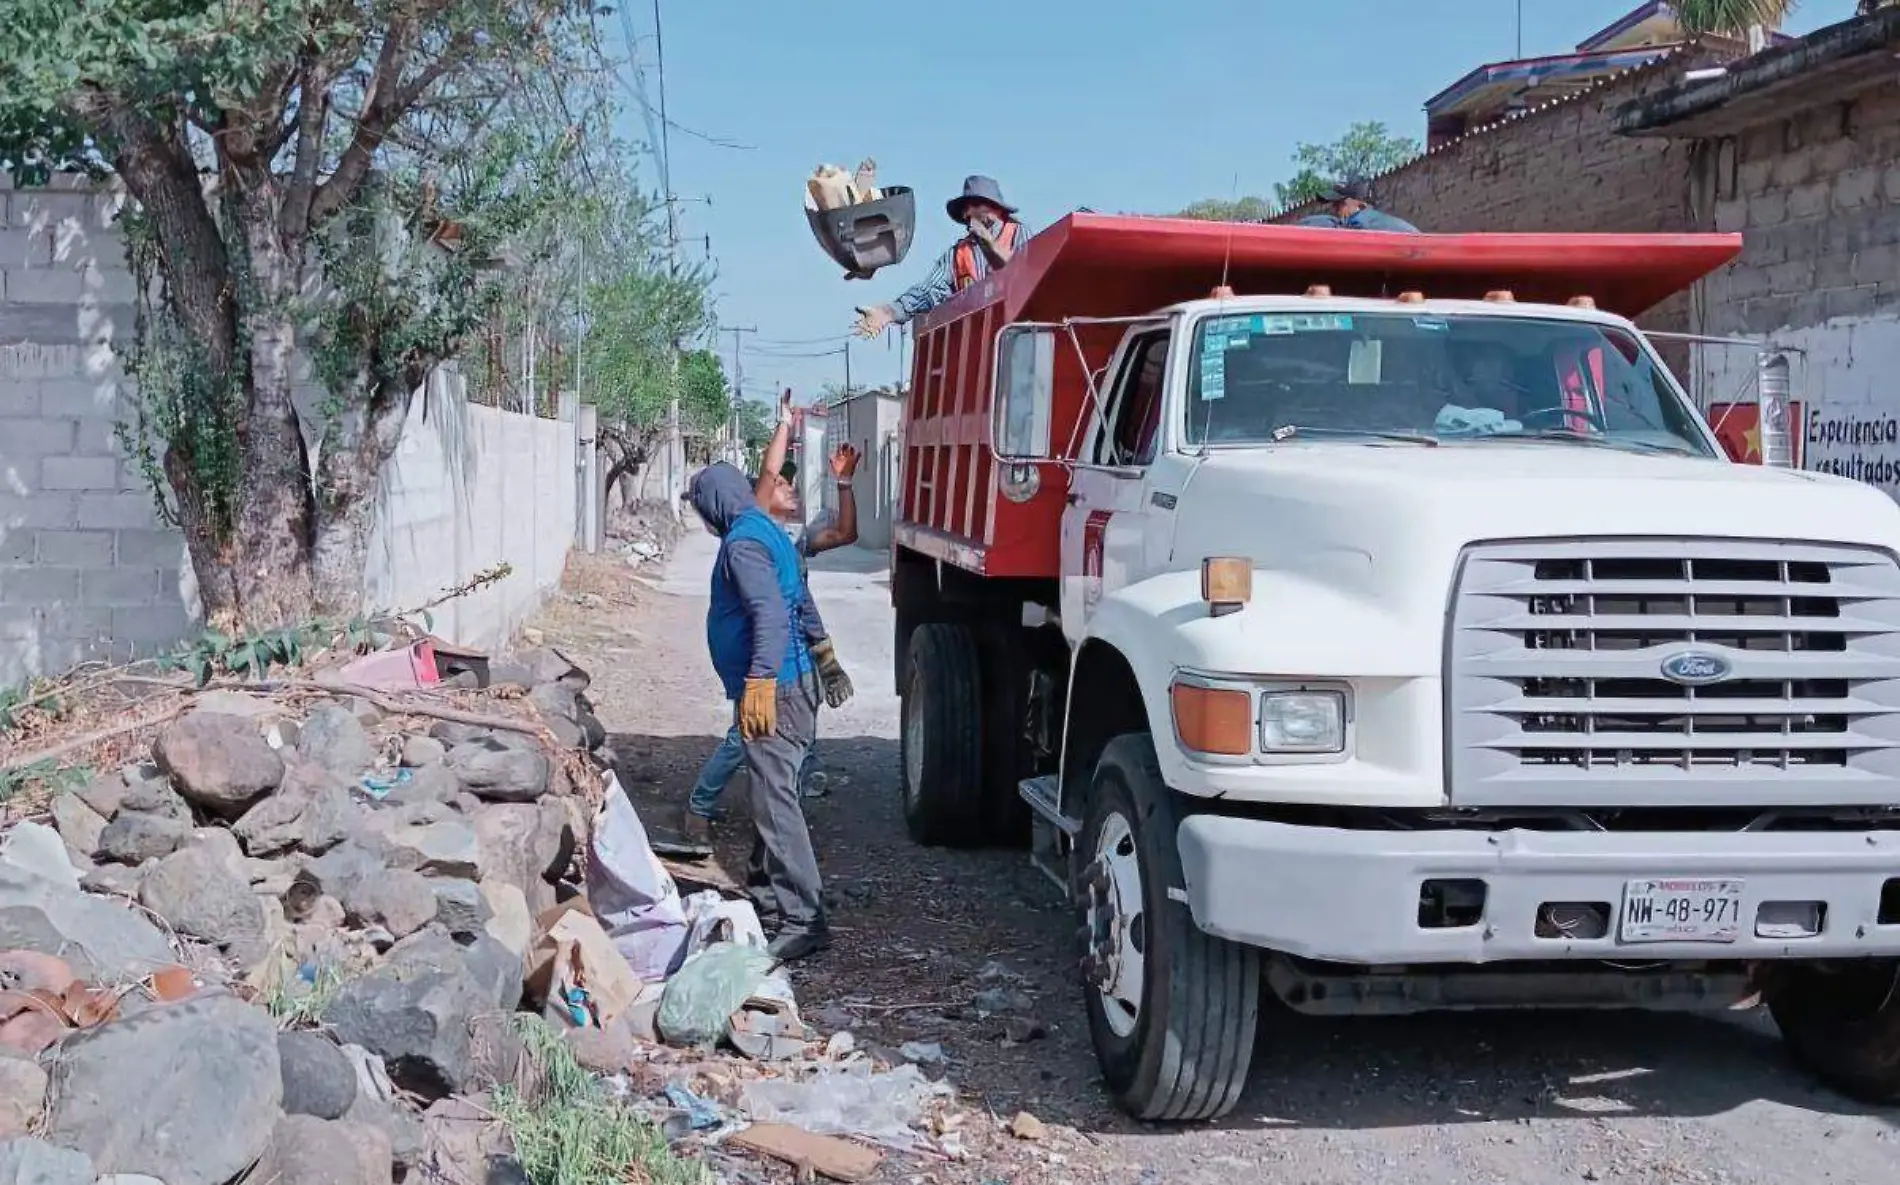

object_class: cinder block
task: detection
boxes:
[115,528,183,569]
[0,382,36,417]
[0,530,33,563]
[35,529,113,567]
[79,566,157,607]
[1834,167,1883,210]
[38,605,113,643]
[7,266,137,306]
[75,491,154,529]
[111,603,195,652]
[0,417,75,456]
[0,493,78,530]
[72,418,120,457]
[1,566,79,606]
[37,377,118,419]
[1786,182,1830,222]
[0,228,53,269]
[1745,189,1787,228]
[38,454,118,491]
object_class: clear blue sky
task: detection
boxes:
[615,1,1838,403]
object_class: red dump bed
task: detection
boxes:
[896,214,1743,579]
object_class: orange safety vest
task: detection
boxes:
[951,221,1021,291]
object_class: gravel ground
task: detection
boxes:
[541,530,1900,1185]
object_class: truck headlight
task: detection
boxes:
[1260,691,1346,753]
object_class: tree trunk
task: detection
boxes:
[311,379,411,614]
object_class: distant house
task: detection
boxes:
[1425,2,1787,149]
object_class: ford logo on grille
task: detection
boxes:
[1660,651,1733,686]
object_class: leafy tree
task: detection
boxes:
[1672,0,1799,34]
[1173,121,1421,219]
[0,0,605,629]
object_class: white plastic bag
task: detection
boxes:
[586,772,688,980]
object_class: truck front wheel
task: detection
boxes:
[1080,733,1260,1121]
[1766,959,1900,1103]
[900,623,985,847]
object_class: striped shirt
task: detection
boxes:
[889,219,1034,324]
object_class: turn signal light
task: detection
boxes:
[1568,295,1597,309]
[1171,682,1253,756]
[1209,284,1236,299]
[1484,289,1516,303]
[1201,556,1252,617]
[1305,284,1332,298]
[1396,290,1425,303]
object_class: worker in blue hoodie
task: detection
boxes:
[686,462,854,961]
[1294,177,1419,232]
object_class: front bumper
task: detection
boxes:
[1175,817,1900,964]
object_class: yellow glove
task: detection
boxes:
[812,640,854,709]
[739,677,777,740]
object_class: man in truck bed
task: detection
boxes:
[853,175,1031,339]
[1293,177,1418,232]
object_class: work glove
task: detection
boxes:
[739,677,777,740]
[812,640,854,709]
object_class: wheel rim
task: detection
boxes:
[902,688,925,809]
[1086,808,1146,1039]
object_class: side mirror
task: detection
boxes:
[991,324,1056,461]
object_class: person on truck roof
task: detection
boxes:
[675,396,861,853]
[853,175,1032,339]
[1293,177,1419,233]
[684,462,856,962]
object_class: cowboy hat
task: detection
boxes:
[946,175,1016,222]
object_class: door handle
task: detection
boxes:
[1066,492,1081,505]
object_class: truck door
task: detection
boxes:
[1061,324,1182,638]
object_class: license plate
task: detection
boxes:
[1619,878,1745,944]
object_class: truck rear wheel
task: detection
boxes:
[1766,959,1900,1103]
[900,623,985,847]
[1080,733,1260,1121]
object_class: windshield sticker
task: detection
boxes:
[1224,333,1249,350]
[1256,313,1354,335]
[1412,316,1450,332]
[1204,316,1252,336]
[1199,352,1227,402]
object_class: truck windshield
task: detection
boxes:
[1183,311,1716,457]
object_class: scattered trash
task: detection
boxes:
[825,1031,856,1059]
[730,1122,882,1183]
[972,987,1034,1016]
[587,773,689,979]
[1002,1015,1047,1044]
[741,1062,951,1154]
[657,942,775,1048]
[1009,1111,1047,1141]
[662,1084,725,1131]
[358,767,414,800]
[682,889,767,954]
[337,640,443,690]
[526,900,646,1029]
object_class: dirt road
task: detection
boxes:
[544,532,1900,1185]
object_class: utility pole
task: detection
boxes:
[844,340,853,396]
[649,0,686,516]
[724,324,757,462]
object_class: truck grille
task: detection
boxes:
[1446,540,1900,807]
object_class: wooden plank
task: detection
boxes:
[729,1123,882,1182]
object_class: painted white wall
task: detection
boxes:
[1695,315,1900,500]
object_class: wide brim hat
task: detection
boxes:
[946,175,1017,222]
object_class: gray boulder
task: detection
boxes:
[385,763,460,809]
[323,964,492,1098]
[0,1059,46,1137]
[252,1115,391,1185]
[472,801,573,915]
[234,763,352,856]
[385,927,521,1012]
[95,813,189,866]
[44,992,282,1185]
[447,740,548,803]
[47,795,107,863]
[74,771,131,821]
[298,706,377,778]
[117,777,190,823]
[430,880,493,939]
[138,845,269,962]
[278,1031,358,1120]
[0,1138,91,1185]
[302,842,385,900]
[0,867,172,980]
[340,870,436,940]
[383,820,481,879]
[152,713,283,817]
[400,735,447,769]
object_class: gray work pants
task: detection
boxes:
[744,682,824,933]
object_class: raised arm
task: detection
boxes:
[805,444,860,554]
[755,390,794,503]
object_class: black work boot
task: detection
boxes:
[766,925,832,962]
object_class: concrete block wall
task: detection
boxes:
[1690,82,1900,501]
[0,177,579,683]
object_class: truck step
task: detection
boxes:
[1019,776,1079,836]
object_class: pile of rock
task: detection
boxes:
[0,647,611,1185]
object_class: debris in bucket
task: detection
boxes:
[806,160,882,211]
